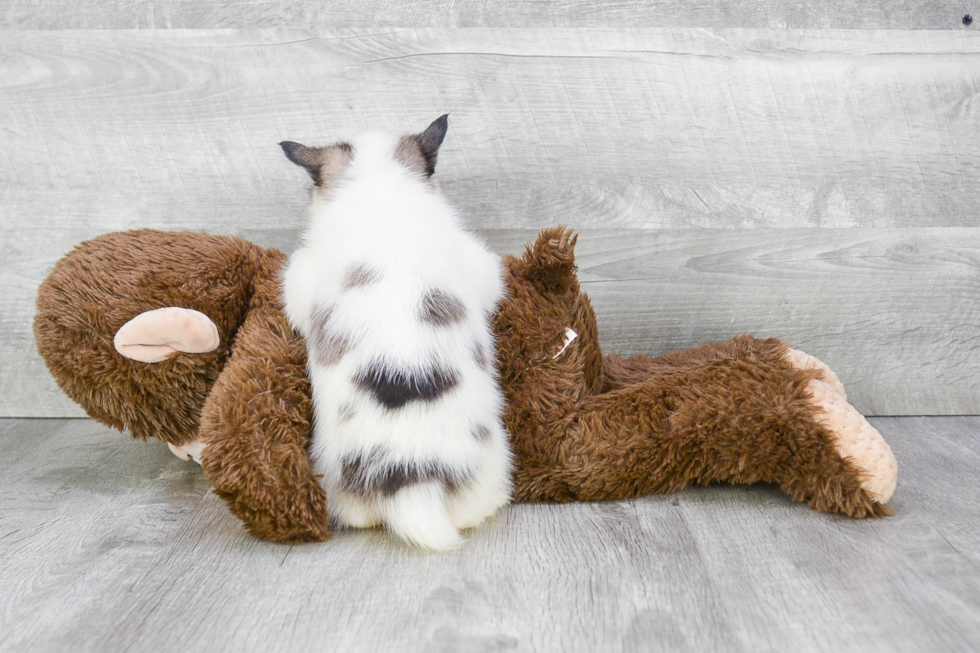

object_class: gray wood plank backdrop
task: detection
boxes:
[2,25,979,417]
[1,1,975,29]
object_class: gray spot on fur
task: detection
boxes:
[309,304,352,366]
[342,264,382,290]
[472,425,492,443]
[312,332,352,367]
[354,360,460,409]
[474,340,489,370]
[311,304,334,331]
[340,447,470,496]
[338,402,357,424]
[419,288,466,326]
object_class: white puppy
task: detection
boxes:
[280,116,513,550]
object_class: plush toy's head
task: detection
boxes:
[32,230,272,445]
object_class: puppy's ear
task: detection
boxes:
[416,114,449,176]
[281,141,354,187]
[280,141,322,182]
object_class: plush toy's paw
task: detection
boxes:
[520,226,578,295]
[784,348,847,400]
[167,440,208,465]
[807,379,897,504]
[114,307,220,363]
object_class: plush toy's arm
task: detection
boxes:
[109,295,330,541]
[197,262,330,544]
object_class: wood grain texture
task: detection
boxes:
[3,28,979,416]
[1,29,977,230]
[1,417,978,652]
[1,0,975,30]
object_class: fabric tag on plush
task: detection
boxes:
[553,328,578,359]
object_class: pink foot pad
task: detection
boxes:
[807,379,898,503]
[167,441,206,465]
[784,348,847,400]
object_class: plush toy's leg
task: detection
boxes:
[780,349,896,503]
[513,336,897,519]
[499,229,897,519]
[197,259,331,544]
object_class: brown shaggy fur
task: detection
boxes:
[35,230,328,542]
[34,228,893,544]
[495,228,891,519]
[34,230,258,445]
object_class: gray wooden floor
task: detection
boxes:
[1,417,977,652]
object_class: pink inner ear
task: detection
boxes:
[114,307,220,363]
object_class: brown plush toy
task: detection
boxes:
[34,227,898,544]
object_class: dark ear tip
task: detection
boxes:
[281,141,312,168]
[427,115,449,135]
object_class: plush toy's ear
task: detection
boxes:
[416,114,449,176]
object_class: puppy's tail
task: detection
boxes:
[383,482,464,551]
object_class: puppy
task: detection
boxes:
[281,116,513,550]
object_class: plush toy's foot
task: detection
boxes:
[784,348,847,400]
[783,348,896,504]
[167,440,208,465]
[806,379,898,504]
[783,349,897,509]
[114,307,220,363]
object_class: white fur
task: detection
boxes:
[282,131,513,550]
